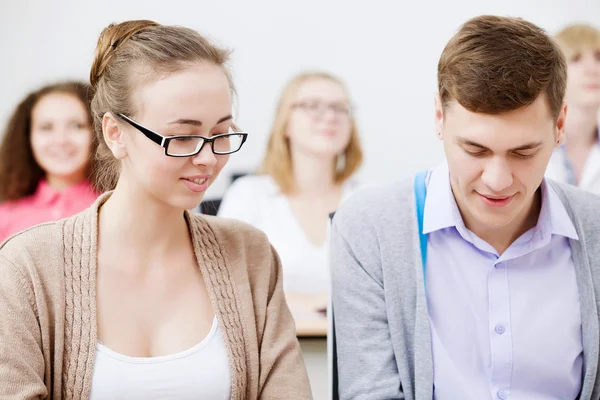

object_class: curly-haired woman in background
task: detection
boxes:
[0,81,100,242]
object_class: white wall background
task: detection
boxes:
[1,0,599,199]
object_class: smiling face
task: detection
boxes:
[30,92,93,186]
[436,94,566,235]
[285,77,353,158]
[107,63,234,211]
[565,48,600,109]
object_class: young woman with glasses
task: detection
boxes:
[0,20,311,399]
[219,72,363,313]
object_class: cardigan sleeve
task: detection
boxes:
[257,244,313,400]
[0,255,47,399]
[330,205,405,399]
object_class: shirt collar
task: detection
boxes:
[542,179,579,240]
[422,162,578,241]
[34,180,59,205]
[422,163,459,234]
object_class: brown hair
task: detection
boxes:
[555,23,600,60]
[89,20,233,192]
[0,81,97,202]
[260,72,363,194]
[438,15,567,119]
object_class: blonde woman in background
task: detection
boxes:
[219,72,363,311]
[546,24,600,193]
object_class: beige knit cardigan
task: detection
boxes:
[0,194,312,399]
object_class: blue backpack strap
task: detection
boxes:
[413,171,428,285]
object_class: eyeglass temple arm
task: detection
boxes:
[117,113,165,147]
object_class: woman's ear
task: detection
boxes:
[102,113,128,160]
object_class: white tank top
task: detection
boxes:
[89,318,231,399]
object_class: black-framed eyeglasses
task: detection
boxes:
[116,113,248,157]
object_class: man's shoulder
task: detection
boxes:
[548,181,600,245]
[549,180,600,216]
[333,177,415,233]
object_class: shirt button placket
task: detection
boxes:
[489,259,513,398]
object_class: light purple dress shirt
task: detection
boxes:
[424,163,583,400]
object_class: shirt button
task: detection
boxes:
[495,324,505,334]
[497,390,507,399]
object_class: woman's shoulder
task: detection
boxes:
[0,200,15,223]
[189,212,277,272]
[0,195,39,242]
[190,212,270,250]
[0,195,35,212]
[226,174,279,196]
[0,219,66,283]
[217,174,280,221]
[0,202,97,271]
[190,214,281,301]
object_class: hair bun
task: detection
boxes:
[90,20,159,88]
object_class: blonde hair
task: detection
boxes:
[260,72,363,194]
[555,23,600,59]
[89,20,233,192]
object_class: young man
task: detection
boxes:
[546,24,600,194]
[331,16,600,400]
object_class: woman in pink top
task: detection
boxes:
[0,82,100,242]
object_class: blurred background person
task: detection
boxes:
[0,81,100,242]
[218,71,363,311]
[546,24,600,193]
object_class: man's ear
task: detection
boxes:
[554,102,568,147]
[434,93,444,140]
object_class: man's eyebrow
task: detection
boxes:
[509,141,543,151]
[457,138,543,152]
[457,138,490,150]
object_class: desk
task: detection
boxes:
[287,293,329,400]
[287,292,328,337]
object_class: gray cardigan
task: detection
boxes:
[331,178,600,400]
